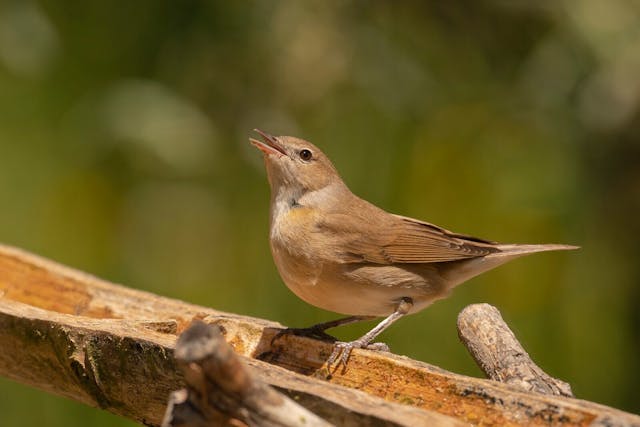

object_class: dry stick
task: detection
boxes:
[457,303,573,397]
[163,321,333,427]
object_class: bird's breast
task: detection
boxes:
[270,204,321,278]
[270,205,317,252]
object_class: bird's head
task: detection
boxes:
[250,129,341,197]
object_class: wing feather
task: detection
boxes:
[316,212,499,264]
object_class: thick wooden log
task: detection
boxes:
[0,244,638,426]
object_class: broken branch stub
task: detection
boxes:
[163,321,333,427]
[457,303,573,397]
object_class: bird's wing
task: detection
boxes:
[317,212,499,264]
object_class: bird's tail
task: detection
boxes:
[440,243,578,288]
[492,243,579,257]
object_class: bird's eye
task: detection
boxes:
[299,149,313,161]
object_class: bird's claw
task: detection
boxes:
[327,340,390,368]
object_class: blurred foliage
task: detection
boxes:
[0,0,639,424]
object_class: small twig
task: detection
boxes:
[457,303,573,397]
[162,321,333,427]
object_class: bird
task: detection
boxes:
[249,129,577,366]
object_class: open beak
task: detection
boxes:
[250,129,287,157]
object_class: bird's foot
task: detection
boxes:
[271,326,337,346]
[327,340,390,367]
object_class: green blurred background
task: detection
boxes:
[1,1,639,424]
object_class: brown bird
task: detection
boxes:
[250,129,577,366]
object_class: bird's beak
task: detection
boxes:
[250,129,287,157]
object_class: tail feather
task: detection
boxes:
[441,243,578,287]
[493,243,579,256]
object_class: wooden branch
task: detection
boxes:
[163,321,332,427]
[457,303,573,397]
[0,244,638,426]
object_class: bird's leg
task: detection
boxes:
[328,297,413,367]
[272,315,376,344]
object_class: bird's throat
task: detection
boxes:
[271,188,304,224]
